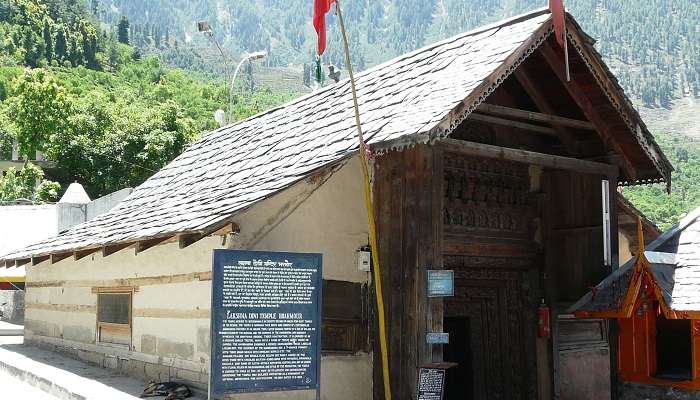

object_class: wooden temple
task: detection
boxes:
[0,9,674,400]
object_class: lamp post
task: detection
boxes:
[198,21,267,124]
[228,51,267,123]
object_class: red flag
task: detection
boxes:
[313,0,336,56]
[549,0,565,47]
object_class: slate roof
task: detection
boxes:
[570,206,700,314]
[0,8,670,264]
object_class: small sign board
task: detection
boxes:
[427,270,454,297]
[417,367,446,400]
[210,250,322,398]
[426,332,449,344]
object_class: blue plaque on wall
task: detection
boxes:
[427,270,454,297]
[426,332,450,344]
[210,250,323,398]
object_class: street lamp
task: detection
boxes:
[228,51,267,123]
[198,21,267,124]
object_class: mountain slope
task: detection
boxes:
[96,0,700,108]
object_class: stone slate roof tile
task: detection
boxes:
[0,8,667,263]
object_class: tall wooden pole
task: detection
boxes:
[335,2,392,399]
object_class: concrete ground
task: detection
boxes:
[0,320,24,336]
[0,369,62,400]
[0,324,204,400]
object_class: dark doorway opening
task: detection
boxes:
[444,316,473,399]
[655,315,692,381]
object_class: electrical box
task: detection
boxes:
[357,247,371,272]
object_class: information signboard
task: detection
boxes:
[427,270,454,297]
[210,250,323,397]
[426,332,449,344]
[417,368,446,400]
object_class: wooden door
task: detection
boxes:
[444,257,536,400]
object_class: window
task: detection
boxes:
[656,315,692,381]
[96,290,132,347]
[321,280,367,353]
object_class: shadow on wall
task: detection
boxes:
[0,290,24,324]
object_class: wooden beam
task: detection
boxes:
[74,248,99,261]
[179,222,240,249]
[512,68,584,156]
[135,236,172,255]
[178,232,204,249]
[51,252,72,264]
[478,103,595,131]
[31,255,50,266]
[102,242,134,258]
[440,138,618,176]
[538,41,637,181]
[210,223,240,237]
[468,113,558,136]
[15,258,30,267]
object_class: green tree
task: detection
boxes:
[21,26,44,67]
[79,20,98,69]
[68,36,81,66]
[0,163,60,204]
[117,15,130,45]
[42,18,52,62]
[54,26,67,61]
[10,69,71,158]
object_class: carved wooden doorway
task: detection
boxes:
[443,257,535,400]
[441,152,540,399]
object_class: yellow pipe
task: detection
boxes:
[336,2,392,399]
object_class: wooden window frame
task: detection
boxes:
[94,287,134,349]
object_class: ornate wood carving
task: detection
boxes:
[444,256,538,400]
[443,153,535,241]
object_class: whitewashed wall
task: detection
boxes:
[25,156,373,399]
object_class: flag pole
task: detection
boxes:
[335,2,392,399]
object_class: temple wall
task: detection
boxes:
[25,156,372,399]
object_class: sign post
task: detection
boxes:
[210,250,323,399]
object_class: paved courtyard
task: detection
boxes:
[0,369,61,400]
[0,323,204,400]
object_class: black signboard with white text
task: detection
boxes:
[210,250,322,397]
[417,368,446,400]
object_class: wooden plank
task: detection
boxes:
[102,242,134,257]
[538,40,637,182]
[209,222,240,236]
[74,248,99,261]
[178,232,204,249]
[468,113,559,136]
[31,255,50,266]
[50,252,72,264]
[430,145,444,364]
[512,68,583,156]
[135,236,172,255]
[177,222,236,249]
[15,258,30,267]
[478,103,595,130]
[440,139,617,176]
